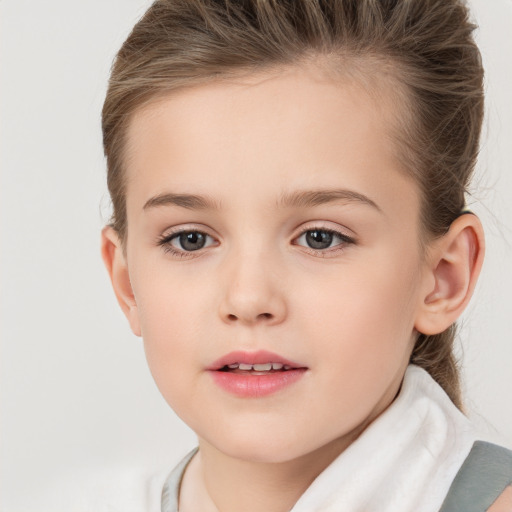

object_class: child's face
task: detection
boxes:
[120,65,429,463]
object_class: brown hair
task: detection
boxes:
[102,0,484,409]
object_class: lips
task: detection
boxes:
[207,350,306,371]
[207,350,308,397]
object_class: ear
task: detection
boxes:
[414,213,485,335]
[101,226,141,337]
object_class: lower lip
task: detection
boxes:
[209,369,307,398]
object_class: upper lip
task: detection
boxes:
[207,350,307,371]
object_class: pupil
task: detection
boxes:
[180,232,206,251]
[306,230,333,249]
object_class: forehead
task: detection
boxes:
[123,63,418,217]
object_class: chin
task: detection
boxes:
[204,427,323,464]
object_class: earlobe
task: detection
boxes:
[415,214,485,335]
[101,226,141,337]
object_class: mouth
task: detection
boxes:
[207,350,308,397]
[208,350,307,373]
[218,362,295,375]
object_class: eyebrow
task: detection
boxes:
[277,189,382,212]
[142,188,381,213]
[143,192,222,211]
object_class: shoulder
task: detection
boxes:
[439,441,512,512]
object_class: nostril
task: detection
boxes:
[226,312,273,322]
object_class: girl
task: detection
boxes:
[100,0,512,510]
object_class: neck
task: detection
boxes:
[190,433,363,512]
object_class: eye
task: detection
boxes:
[158,229,217,255]
[294,228,354,252]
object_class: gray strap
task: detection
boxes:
[161,447,199,512]
[439,441,512,512]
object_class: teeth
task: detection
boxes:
[225,362,291,371]
[253,363,272,371]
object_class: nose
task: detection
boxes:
[218,251,287,327]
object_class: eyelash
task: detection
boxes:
[293,228,355,257]
[157,226,356,258]
[157,229,217,259]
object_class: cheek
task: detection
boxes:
[297,251,420,366]
[292,258,420,424]
[133,257,212,334]
[131,270,213,400]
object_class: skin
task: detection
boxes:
[102,63,484,512]
[488,486,512,512]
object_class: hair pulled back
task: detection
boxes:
[102,0,484,409]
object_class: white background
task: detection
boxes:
[1,0,511,509]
